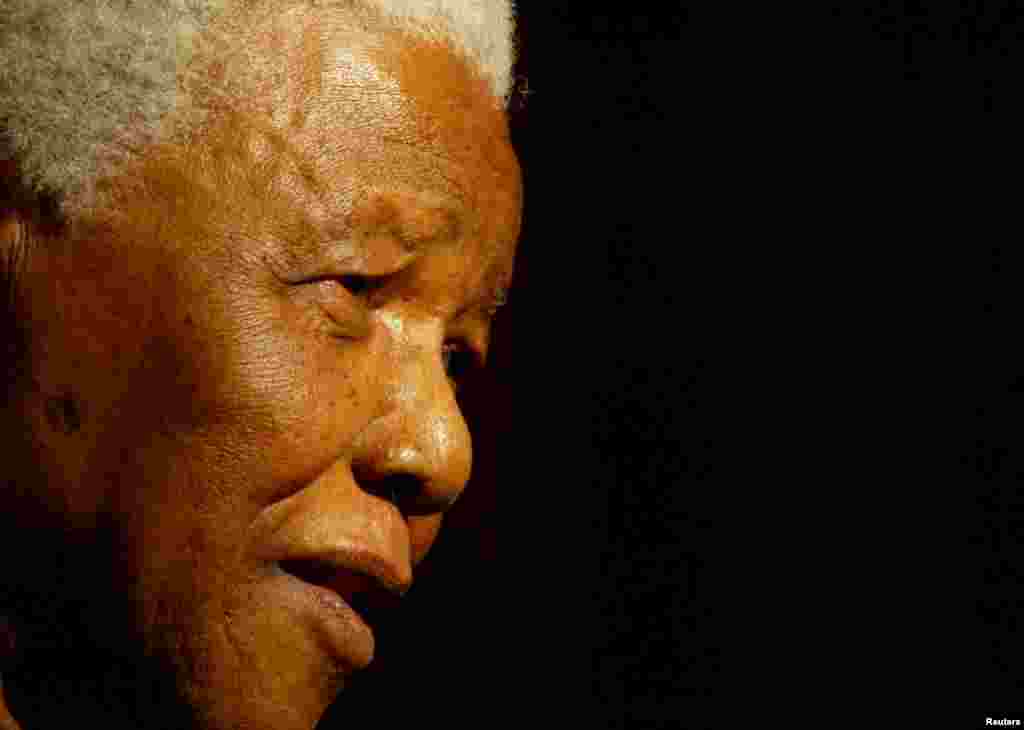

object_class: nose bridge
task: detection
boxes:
[352,310,472,513]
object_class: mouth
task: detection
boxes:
[280,558,405,621]
[274,553,410,670]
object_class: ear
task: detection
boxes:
[0,207,28,299]
[0,190,31,404]
[0,157,30,270]
[0,211,24,253]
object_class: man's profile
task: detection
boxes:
[0,2,522,728]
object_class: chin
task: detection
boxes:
[153,583,359,730]
[4,578,355,730]
[4,632,348,730]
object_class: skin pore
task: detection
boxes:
[0,5,520,730]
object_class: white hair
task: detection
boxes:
[0,0,519,223]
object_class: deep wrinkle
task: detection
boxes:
[264,187,506,323]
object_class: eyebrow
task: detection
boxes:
[344,187,515,316]
[368,189,467,253]
[392,204,464,253]
[383,193,515,314]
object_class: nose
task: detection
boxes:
[349,317,473,519]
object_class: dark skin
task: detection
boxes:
[0,7,521,730]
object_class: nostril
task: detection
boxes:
[279,559,335,587]
[358,474,423,508]
[278,560,379,603]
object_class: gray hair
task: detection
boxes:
[0,0,519,225]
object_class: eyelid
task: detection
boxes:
[289,237,417,283]
[309,255,409,308]
[313,280,372,338]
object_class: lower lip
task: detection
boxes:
[271,569,376,672]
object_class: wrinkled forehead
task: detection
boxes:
[170,4,521,259]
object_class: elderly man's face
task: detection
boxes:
[0,7,519,730]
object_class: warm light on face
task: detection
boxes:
[0,7,520,730]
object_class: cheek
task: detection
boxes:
[6,249,164,524]
[128,266,386,510]
[105,302,382,624]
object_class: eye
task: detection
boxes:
[338,274,377,297]
[441,342,479,387]
[309,276,377,339]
